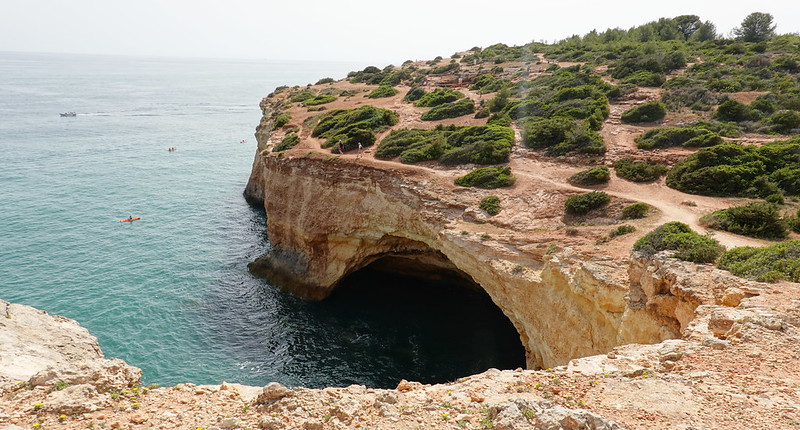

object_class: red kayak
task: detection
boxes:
[120,217,141,222]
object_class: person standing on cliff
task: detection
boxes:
[338,139,344,154]
[357,142,363,159]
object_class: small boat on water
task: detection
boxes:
[60,112,77,117]
[120,217,141,223]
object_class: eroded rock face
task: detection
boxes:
[243,141,724,370]
[0,300,104,385]
[0,299,141,408]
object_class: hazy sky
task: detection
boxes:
[1,1,798,66]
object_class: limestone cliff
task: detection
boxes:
[240,101,741,370]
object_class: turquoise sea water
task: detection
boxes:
[0,52,524,388]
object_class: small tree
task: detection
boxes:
[692,21,718,42]
[732,12,776,43]
[674,15,701,40]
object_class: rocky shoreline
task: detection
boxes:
[2,249,798,429]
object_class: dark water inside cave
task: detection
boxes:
[309,265,528,388]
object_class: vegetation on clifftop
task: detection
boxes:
[455,167,516,189]
[311,106,398,152]
[666,138,800,197]
[634,222,725,263]
[376,124,514,165]
[719,240,800,282]
[700,202,789,239]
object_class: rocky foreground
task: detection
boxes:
[2,252,799,430]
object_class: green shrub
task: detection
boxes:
[789,213,800,233]
[620,101,667,123]
[700,202,788,239]
[662,86,719,111]
[767,110,800,133]
[714,99,756,122]
[521,118,606,155]
[633,222,724,263]
[421,98,475,121]
[376,124,514,165]
[613,158,668,182]
[414,88,465,107]
[366,85,399,99]
[470,74,510,93]
[289,90,315,103]
[718,240,800,282]
[403,86,426,102]
[348,65,408,85]
[303,94,337,106]
[479,195,502,215]
[430,62,460,75]
[488,88,511,112]
[622,70,666,87]
[565,191,611,215]
[455,166,516,189]
[521,117,573,148]
[315,77,335,85]
[622,202,650,219]
[272,133,300,152]
[568,165,610,185]
[609,225,636,238]
[274,112,291,128]
[635,126,723,149]
[765,193,785,205]
[312,106,398,151]
[666,140,800,197]
[474,108,490,119]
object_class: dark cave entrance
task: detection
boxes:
[325,254,527,388]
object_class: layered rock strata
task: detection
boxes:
[241,103,754,370]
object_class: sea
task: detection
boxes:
[0,51,525,389]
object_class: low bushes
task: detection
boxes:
[272,133,300,152]
[403,86,426,102]
[521,118,606,155]
[470,74,510,93]
[273,112,291,128]
[439,125,513,165]
[367,85,399,99]
[564,191,611,215]
[635,126,723,149]
[621,202,650,219]
[613,158,668,182]
[312,106,398,151]
[303,94,337,106]
[501,67,612,156]
[479,195,501,215]
[621,101,667,123]
[376,124,514,165]
[633,222,725,263]
[609,225,636,238]
[700,202,788,239]
[718,240,800,282]
[455,166,516,189]
[789,208,800,233]
[714,99,756,122]
[568,165,610,185]
[421,98,475,121]
[414,88,465,107]
[666,139,800,197]
[289,90,315,103]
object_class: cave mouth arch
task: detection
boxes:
[325,252,527,388]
